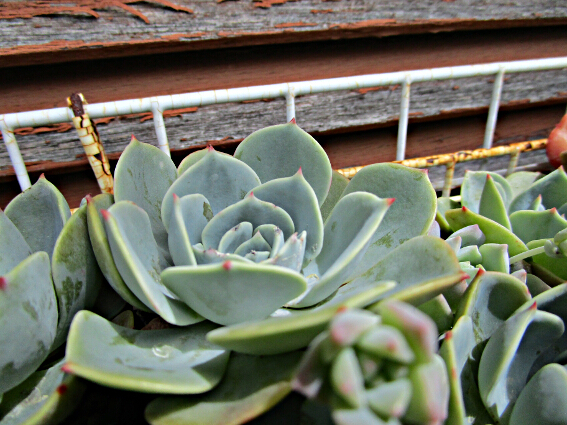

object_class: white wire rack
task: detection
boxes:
[2,56,567,193]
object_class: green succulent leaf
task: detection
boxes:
[340,163,437,279]
[177,148,234,177]
[290,193,392,308]
[0,210,31,276]
[250,169,324,265]
[0,360,86,425]
[506,171,542,199]
[445,207,528,257]
[4,176,71,259]
[51,202,105,351]
[366,379,412,419]
[167,195,197,267]
[201,194,295,250]
[145,351,302,425]
[64,311,229,394]
[86,194,150,312]
[104,202,203,326]
[509,209,567,244]
[262,231,306,272]
[509,363,567,425]
[0,252,57,394]
[161,261,306,326]
[205,282,395,355]
[218,222,253,254]
[114,137,177,255]
[478,305,564,424]
[356,326,416,364]
[461,171,513,212]
[478,174,512,229]
[509,167,567,213]
[234,231,272,257]
[456,245,482,265]
[417,295,453,335]
[321,170,349,223]
[234,122,332,206]
[331,347,366,409]
[436,197,460,233]
[448,225,486,247]
[478,243,509,273]
[526,239,567,281]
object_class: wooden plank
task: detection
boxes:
[1,69,566,172]
[0,0,566,67]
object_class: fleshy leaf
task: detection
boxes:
[340,163,437,279]
[191,245,254,266]
[436,197,460,233]
[114,137,177,255]
[509,167,567,213]
[161,261,306,326]
[461,171,513,212]
[51,202,105,350]
[478,243,509,273]
[356,325,416,364]
[218,222,253,254]
[0,209,31,276]
[104,202,203,326]
[509,363,567,425]
[262,231,306,272]
[168,195,197,267]
[4,176,71,258]
[145,352,302,425]
[445,207,528,256]
[64,311,229,394]
[0,359,86,425]
[321,170,349,222]
[448,224,485,247]
[177,148,233,177]
[234,122,332,206]
[170,193,212,245]
[331,347,366,409]
[234,231,271,256]
[86,194,150,312]
[456,245,482,265]
[0,252,57,394]
[289,193,392,308]
[205,281,395,355]
[250,169,324,265]
[506,171,541,199]
[201,194,294,250]
[478,174,511,229]
[366,379,412,419]
[527,239,567,281]
[509,208,567,244]
[418,295,453,335]
[162,147,261,228]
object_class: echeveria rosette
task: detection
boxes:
[293,302,450,425]
[100,122,395,326]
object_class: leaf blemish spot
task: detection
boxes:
[223,261,233,271]
[0,277,6,290]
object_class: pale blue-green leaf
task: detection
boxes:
[456,245,482,265]
[168,195,197,267]
[162,147,261,228]
[356,325,415,364]
[145,352,302,425]
[51,203,104,351]
[445,207,527,256]
[437,197,460,233]
[506,171,542,199]
[206,282,394,355]
[218,222,253,254]
[366,379,412,419]
[510,208,567,243]
[509,363,567,425]
[0,359,85,425]
[4,177,70,259]
[250,170,323,265]
[321,170,349,223]
[262,231,305,272]
[328,309,380,347]
[114,137,177,255]
[478,243,509,273]
[201,194,294,250]
[403,355,449,425]
[234,122,332,206]
[255,224,284,258]
[0,210,31,276]
[461,171,513,212]
[64,311,229,394]
[346,235,463,307]
[331,347,366,409]
[104,202,203,326]
[169,193,212,244]
[161,261,306,325]
[341,164,437,279]
[86,194,150,312]
[0,253,57,394]
[445,236,461,253]
[509,167,567,213]
[177,148,233,177]
[290,193,392,308]
[234,231,271,256]
[448,224,485,247]
[479,175,512,229]
[418,295,453,335]
[244,251,270,263]
[191,245,254,266]
[529,194,545,211]
[478,307,564,425]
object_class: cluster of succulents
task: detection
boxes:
[1,118,567,425]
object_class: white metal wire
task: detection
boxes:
[2,56,567,192]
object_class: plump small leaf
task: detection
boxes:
[461,171,513,212]
[478,244,509,273]
[321,170,349,222]
[478,175,511,229]
[331,347,366,409]
[167,195,197,267]
[509,167,567,213]
[0,210,31,276]
[510,209,567,244]
[506,171,541,199]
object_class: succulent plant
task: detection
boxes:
[293,302,450,425]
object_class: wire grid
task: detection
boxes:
[2,57,567,196]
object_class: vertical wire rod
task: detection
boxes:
[396,77,412,161]
[1,122,31,191]
[286,86,296,123]
[151,100,170,156]
[483,69,506,149]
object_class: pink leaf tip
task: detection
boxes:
[486,174,492,180]
[0,277,6,290]
[222,261,233,271]
[85,194,93,204]
[100,209,111,221]
[386,198,396,206]
[173,193,179,201]
[207,144,215,152]
[445,330,453,341]
[297,166,303,176]
[462,206,468,212]
[289,117,296,124]
[529,301,538,310]
[131,134,137,142]
[248,191,255,198]
[39,173,46,179]
[60,364,73,374]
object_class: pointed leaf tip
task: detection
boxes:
[462,206,468,212]
[551,207,557,213]
[445,330,453,341]
[486,174,492,180]
[337,306,348,314]
[460,271,470,281]
[0,276,6,290]
[56,384,68,395]
[529,301,537,310]
[60,364,73,374]
[173,193,179,201]
[222,261,233,271]
[387,198,396,206]
[207,144,215,152]
[85,194,93,203]
[297,166,303,175]
[100,209,111,221]
[39,173,46,179]
[130,134,136,142]
[248,191,255,198]
[289,117,296,124]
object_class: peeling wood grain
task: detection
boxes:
[1,0,566,66]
